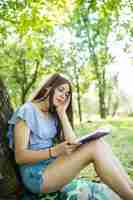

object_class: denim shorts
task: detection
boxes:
[19,157,57,193]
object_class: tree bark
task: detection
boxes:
[0,77,18,200]
[0,78,13,141]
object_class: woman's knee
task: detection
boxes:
[76,139,103,163]
[85,139,106,160]
[86,138,104,150]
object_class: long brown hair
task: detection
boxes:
[32,73,73,141]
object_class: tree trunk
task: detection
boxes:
[76,75,82,122]
[0,77,18,200]
[98,69,107,119]
[98,85,106,118]
[74,65,82,122]
[0,78,13,141]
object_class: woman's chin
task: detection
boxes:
[53,104,59,108]
[53,101,60,107]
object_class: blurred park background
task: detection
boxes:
[0,0,133,179]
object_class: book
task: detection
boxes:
[77,127,111,145]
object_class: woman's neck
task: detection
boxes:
[33,99,49,113]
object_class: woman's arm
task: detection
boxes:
[14,120,52,164]
[56,96,77,143]
[14,119,75,164]
[58,112,77,143]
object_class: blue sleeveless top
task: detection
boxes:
[7,101,58,150]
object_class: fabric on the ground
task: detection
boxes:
[20,178,121,200]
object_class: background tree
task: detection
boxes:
[0,0,72,107]
[68,0,121,118]
[0,0,133,118]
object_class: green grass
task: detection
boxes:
[74,117,133,181]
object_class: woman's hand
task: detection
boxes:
[52,141,80,157]
[56,96,70,117]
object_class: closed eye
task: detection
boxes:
[58,87,70,98]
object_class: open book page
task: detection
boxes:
[76,127,111,145]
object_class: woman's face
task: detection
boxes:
[53,83,70,107]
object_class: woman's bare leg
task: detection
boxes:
[113,157,133,188]
[102,140,133,188]
[42,139,133,200]
[42,141,94,192]
[92,140,133,200]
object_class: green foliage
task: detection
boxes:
[0,0,132,117]
[0,0,72,107]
